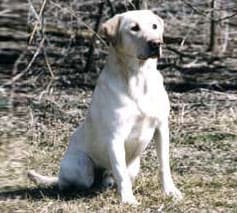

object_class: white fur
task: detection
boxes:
[28,10,182,205]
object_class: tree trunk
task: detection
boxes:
[208,0,217,52]
[208,0,229,55]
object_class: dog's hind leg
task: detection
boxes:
[58,151,95,190]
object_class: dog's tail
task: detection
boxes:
[27,170,58,187]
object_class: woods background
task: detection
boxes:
[1,0,237,92]
[0,0,237,212]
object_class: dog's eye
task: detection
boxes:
[152,24,157,30]
[130,24,140,32]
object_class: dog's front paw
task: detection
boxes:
[164,185,183,200]
[102,175,115,189]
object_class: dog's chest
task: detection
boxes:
[124,70,169,162]
[128,115,156,142]
[128,70,169,120]
[125,115,156,162]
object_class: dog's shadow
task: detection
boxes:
[0,184,105,201]
[0,170,112,201]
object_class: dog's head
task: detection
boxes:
[100,10,164,60]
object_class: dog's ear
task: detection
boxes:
[100,15,121,45]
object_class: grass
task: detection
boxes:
[0,88,237,212]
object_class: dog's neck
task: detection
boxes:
[106,45,157,82]
[105,46,160,110]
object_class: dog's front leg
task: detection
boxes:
[108,139,138,205]
[154,121,182,200]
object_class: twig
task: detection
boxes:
[106,0,115,17]
[0,9,11,16]
[180,15,204,48]
[181,0,209,16]
[43,45,55,79]
[166,46,198,59]
[131,0,140,10]
[4,38,45,86]
[182,0,237,22]
[28,0,47,44]
[28,0,55,80]
[50,1,106,46]
[8,52,26,113]
[215,12,237,22]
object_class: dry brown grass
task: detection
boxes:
[1,88,236,212]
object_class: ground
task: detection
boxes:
[0,86,236,212]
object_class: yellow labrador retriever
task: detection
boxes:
[28,10,182,204]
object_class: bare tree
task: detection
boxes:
[130,0,148,10]
[208,0,230,55]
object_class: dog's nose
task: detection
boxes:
[148,40,162,50]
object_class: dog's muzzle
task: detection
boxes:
[147,40,162,59]
[137,40,163,60]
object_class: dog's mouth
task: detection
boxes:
[137,53,160,60]
[137,46,162,60]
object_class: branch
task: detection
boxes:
[28,0,48,44]
[83,2,104,74]
[4,38,45,86]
